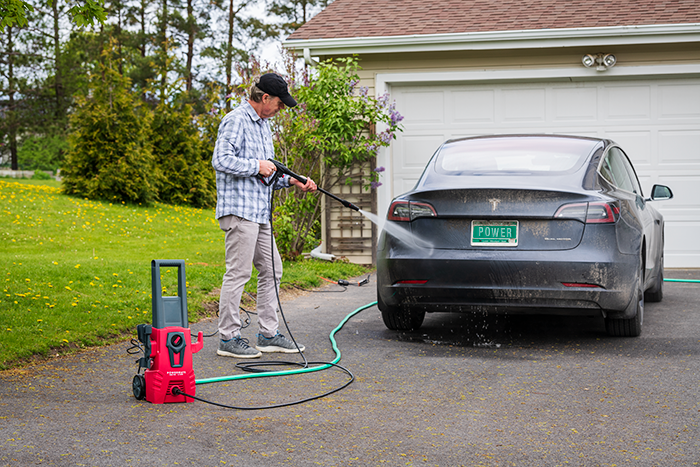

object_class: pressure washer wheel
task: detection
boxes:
[132,374,146,400]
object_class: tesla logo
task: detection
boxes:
[489,198,501,211]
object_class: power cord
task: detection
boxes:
[178,176,359,409]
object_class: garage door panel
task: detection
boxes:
[396,134,444,169]
[604,85,651,121]
[664,221,700,268]
[452,90,495,123]
[658,130,700,165]
[400,91,445,124]
[658,84,700,119]
[552,87,598,121]
[502,88,546,122]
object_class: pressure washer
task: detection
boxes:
[131,260,203,404]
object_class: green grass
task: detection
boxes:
[0,179,371,370]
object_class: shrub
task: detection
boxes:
[62,46,156,205]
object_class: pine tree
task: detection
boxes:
[62,44,156,204]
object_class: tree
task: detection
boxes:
[201,0,276,111]
[267,54,403,258]
[1,0,106,32]
[62,44,156,204]
[0,25,19,169]
[149,83,216,208]
[266,0,331,34]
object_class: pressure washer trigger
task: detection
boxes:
[358,276,370,287]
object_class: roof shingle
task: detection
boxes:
[288,0,700,40]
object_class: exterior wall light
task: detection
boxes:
[582,53,617,71]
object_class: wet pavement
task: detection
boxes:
[1,270,699,466]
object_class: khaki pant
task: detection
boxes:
[218,215,282,341]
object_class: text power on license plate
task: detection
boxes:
[471,220,518,246]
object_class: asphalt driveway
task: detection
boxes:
[1,270,699,466]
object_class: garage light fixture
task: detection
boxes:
[582,53,617,71]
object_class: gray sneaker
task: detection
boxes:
[217,336,261,359]
[256,331,305,353]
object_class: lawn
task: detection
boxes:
[0,179,371,369]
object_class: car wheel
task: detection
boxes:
[605,260,644,337]
[378,292,425,331]
[644,254,663,303]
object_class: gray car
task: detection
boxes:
[377,134,673,337]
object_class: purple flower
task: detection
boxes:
[371,181,383,189]
[374,166,385,173]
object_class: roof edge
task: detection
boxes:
[284,23,700,56]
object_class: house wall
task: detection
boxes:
[312,41,700,267]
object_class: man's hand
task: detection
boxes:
[290,176,317,193]
[258,160,277,177]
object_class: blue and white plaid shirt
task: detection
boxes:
[212,101,290,224]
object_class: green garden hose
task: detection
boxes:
[195,300,377,386]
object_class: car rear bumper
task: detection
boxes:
[377,248,638,316]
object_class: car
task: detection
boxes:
[376,134,673,337]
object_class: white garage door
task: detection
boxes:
[390,78,700,268]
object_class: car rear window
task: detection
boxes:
[434,136,601,175]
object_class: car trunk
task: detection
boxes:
[409,188,589,251]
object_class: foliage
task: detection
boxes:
[18,133,68,172]
[1,0,106,32]
[149,96,217,208]
[30,169,51,180]
[0,179,371,369]
[267,54,403,258]
[61,45,156,205]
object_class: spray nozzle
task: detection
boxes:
[268,159,360,212]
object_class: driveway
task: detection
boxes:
[1,270,699,466]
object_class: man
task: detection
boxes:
[212,73,317,358]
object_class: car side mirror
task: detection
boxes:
[649,184,673,201]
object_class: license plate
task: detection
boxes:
[471,220,519,246]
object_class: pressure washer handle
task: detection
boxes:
[268,159,360,212]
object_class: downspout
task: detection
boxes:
[303,48,319,66]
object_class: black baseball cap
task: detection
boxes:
[257,73,297,108]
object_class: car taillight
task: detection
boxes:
[387,201,437,222]
[554,202,620,224]
[586,202,620,223]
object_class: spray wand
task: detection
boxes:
[264,159,360,212]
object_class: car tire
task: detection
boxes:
[378,293,425,331]
[605,260,644,337]
[644,254,664,303]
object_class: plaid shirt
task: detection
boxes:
[212,101,290,224]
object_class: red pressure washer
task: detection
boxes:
[132,260,203,404]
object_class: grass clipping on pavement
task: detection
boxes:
[0,179,371,370]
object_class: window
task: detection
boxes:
[601,148,636,193]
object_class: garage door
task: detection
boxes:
[390,78,700,268]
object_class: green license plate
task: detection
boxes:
[471,220,519,246]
